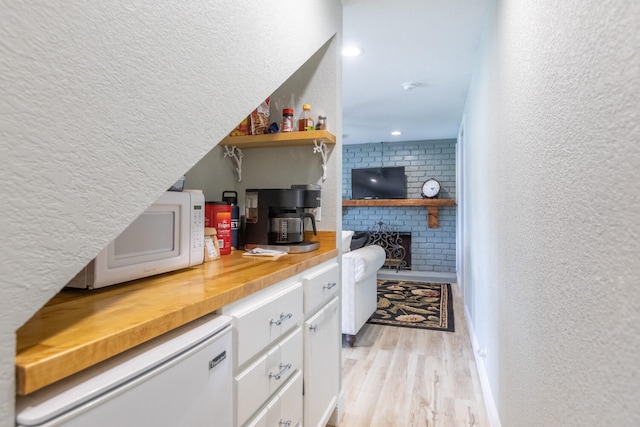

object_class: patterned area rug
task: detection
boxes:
[367,280,455,332]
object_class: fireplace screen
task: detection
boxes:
[365,222,411,271]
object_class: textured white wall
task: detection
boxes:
[186,37,341,231]
[0,1,341,424]
[463,0,640,425]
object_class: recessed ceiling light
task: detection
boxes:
[402,82,419,91]
[391,131,402,136]
[342,46,364,57]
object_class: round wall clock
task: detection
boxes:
[421,178,441,199]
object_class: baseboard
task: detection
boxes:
[376,269,456,283]
[465,304,501,427]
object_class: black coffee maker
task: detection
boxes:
[244,185,321,253]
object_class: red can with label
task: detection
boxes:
[205,202,232,255]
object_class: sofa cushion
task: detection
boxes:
[341,230,354,252]
[350,231,369,251]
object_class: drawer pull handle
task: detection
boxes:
[322,281,337,290]
[269,363,292,380]
[279,420,292,427]
[309,323,317,332]
[270,312,293,326]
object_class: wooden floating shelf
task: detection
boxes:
[341,198,456,228]
[220,130,336,149]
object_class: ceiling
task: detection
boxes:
[341,0,488,145]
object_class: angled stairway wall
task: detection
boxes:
[0,2,342,424]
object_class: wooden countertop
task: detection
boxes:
[15,232,338,396]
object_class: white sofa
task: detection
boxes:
[341,231,386,346]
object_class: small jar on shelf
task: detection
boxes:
[282,108,294,132]
[315,115,327,130]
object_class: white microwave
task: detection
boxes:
[67,190,205,290]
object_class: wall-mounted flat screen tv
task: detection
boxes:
[351,166,406,199]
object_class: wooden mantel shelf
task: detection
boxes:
[342,198,456,228]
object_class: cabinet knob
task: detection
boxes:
[279,420,292,427]
[309,323,317,332]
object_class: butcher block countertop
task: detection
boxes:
[15,232,338,396]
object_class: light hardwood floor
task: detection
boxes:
[336,282,489,427]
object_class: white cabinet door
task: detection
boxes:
[303,296,340,427]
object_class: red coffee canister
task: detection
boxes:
[205,202,232,255]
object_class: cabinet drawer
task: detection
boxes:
[232,281,303,367]
[303,262,339,315]
[236,328,302,427]
[245,370,303,427]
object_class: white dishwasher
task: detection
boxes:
[16,313,233,427]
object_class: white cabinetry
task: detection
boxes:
[221,280,303,426]
[236,328,302,425]
[221,259,340,427]
[302,262,340,427]
[232,281,303,368]
[304,297,339,427]
[246,370,303,427]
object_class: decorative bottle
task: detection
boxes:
[298,104,314,131]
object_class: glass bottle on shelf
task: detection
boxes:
[298,104,314,131]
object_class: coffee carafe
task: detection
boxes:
[269,212,317,244]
